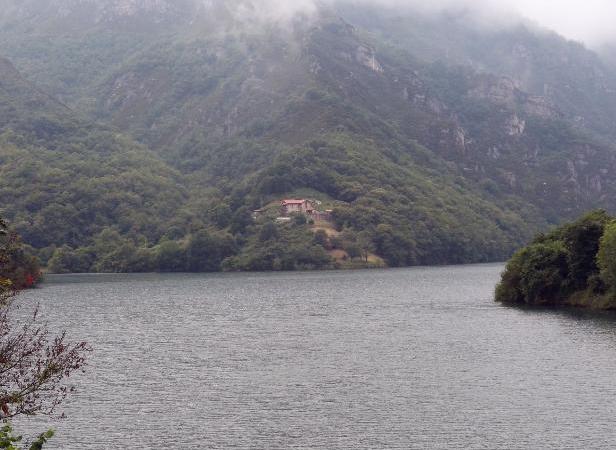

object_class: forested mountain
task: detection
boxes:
[1,0,616,272]
[0,55,200,268]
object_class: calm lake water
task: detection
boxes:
[14,264,616,448]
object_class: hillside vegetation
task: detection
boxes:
[496,210,616,309]
[1,1,616,272]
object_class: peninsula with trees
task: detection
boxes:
[496,210,616,310]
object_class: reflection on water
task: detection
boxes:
[15,264,616,449]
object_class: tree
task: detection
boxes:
[357,231,375,263]
[0,219,12,306]
[344,243,362,260]
[292,214,307,226]
[559,210,609,290]
[229,207,252,235]
[185,230,236,272]
[312,230,329,249]
[0,303,90,418]
[0,217,90,446]
[374,223,416,267]
[155,240,185,272]
[258,223,279,242]
[597,221,616,291]
[208,204,232,229]
[340,229,371,262]
[496,241,569,306]
[47,246,91,274]
[0,423,54,450]
[0,222,40,289]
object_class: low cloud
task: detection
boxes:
[232,0,317,23]
[506,0,616,46]
[334,0,616,46]
[210,0,616,47]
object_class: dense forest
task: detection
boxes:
[2,1,616,273]
[496,210,616,309]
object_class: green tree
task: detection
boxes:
[357,231,375,263]
[156,240,185,272]
[0,424,54,450]
[292,214,307,226]
[47,246,93,274]
[344,243,362,260]
[230,207,252,235]
[559,210,610,290]
[312,230,329,249]
[496,241,569,306]
[209,204,232,228]
[0,219,13,305]
[0,217,89,446]
[0,220,40,288]
[597,221,616,290]
[258,222,279,242]
[186,230,236,272]
[374,223,416,267]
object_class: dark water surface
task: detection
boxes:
[15,264,616,448]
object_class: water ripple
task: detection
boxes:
[14,265,616,449]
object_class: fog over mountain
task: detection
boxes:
[2,0,613,46]
[199,0,616,47]
[193,0,616,47]
[341,0,616,46]
[504,0,616,46]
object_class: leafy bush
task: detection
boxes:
[0,424,54,450]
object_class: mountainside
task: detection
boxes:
[0,56,194,268]
[339,4,616,140]
[2,0,616,272]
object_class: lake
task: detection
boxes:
[15,264,616,448]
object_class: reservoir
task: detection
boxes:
[17,264,616,448]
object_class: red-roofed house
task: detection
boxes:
[281,199,316,216]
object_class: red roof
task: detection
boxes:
[282,199,306,205]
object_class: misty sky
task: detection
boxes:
[321,0,616,46]
[360,0,616,45]
[326,0,616,46]
[510,0,616,45]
